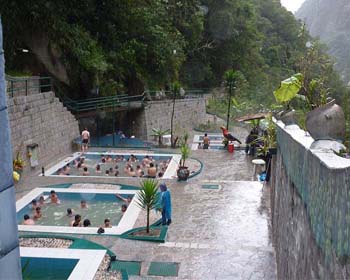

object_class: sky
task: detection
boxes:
[281,0,305,13]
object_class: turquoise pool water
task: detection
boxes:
[53,153,172,177]
[17,193,131,227]
[21,257,78,280]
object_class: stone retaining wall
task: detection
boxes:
[271,122,350,279]
[132,98,206,140]
[8,91,79,175]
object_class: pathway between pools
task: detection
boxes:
[86,150,277,279]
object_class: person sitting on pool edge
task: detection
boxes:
[104,218,112,228]
[33,207,42,220]
[23,214,35,225]
[71,214,82,227]
[83,219,91,227]
[80,200,88,209]
[115,194,132,205]
[147,162,157,178]
[50,190,60,204]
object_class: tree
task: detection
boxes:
[224,70,243,130]
[137,179,160,233]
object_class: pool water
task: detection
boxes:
[17,193,130,227]
[54,153,172,177]
[198,135,224,141]
[21,257,78,280]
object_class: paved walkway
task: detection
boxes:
[16,147,276,279]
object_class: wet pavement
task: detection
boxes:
[16,147,277,279]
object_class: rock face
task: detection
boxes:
[296,0,350,82]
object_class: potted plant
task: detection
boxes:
[136,179,160,234]
[177,144,191,181]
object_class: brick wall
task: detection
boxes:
[8,91,79,174]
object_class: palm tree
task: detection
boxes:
[151,128,170,146]
[137,179,160,233]
[179,144,190,167]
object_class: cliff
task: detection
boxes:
[296,0,350,83]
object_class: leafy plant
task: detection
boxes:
[273,73,303,104]
[179,144,190,167]
[151,128,170,146]
[13,151,25,171]
[137,179,160,233]
[257,114,277,156]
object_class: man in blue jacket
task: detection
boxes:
[160,183,172,226]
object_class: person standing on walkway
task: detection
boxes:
[203,133,210,149]
[160,183,172,226]
[81,127,90,152]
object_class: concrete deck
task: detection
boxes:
[16,147,276,279]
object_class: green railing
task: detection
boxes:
[6,75,52,97]
[63,94,146,113]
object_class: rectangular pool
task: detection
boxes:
[17,188,140,235]
[44,152,181,179]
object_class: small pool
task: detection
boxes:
[44,152,181,179]
[20,247,106,280]
[17,192,128,227]
[21,256,78,279]
[17,188,140,235]
[75,133,154,148]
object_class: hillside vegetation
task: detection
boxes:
[1,0,346,104]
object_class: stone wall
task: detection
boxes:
[132,98,206,140]
[271,122,350,279]
[8,91,79,175]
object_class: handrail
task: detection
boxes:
[6,75,52,97]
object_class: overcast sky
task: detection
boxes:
[281,0,305,12]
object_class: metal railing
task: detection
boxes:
[63,94,146,113]
[6,75,52,97]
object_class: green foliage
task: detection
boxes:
[180,144,190,167]
[137,179,160,233]
[151,128,170,146]
[257,114,277,156]
[274,73,303,103]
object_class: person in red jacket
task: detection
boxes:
[220,126,242,144]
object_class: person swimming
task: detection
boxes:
[71,214,82,227]
[83,219,91,227]
[67,208,74,217]
[50,190,60,204]
[38,196,45,206]
[23,214,35,225]
[33,207,42,220]
[80,200,88,209]
[31,199,38,209]
[121,204,128,214]
[104,218,112,228]
[82,167,90,176]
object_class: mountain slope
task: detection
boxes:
[296,0,350,83]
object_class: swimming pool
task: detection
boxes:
[17,188,140,235]
[21,247,106,280]
[44,152,181,179]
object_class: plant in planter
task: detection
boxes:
[13,151,25,173]
[151,128,170,147]
[136,179,160,234]
[177,144,191,181]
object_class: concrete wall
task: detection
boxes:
[0,18,22,279]
[8,91,79,174]
[271,122,350,279]
[132,98,206,140]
